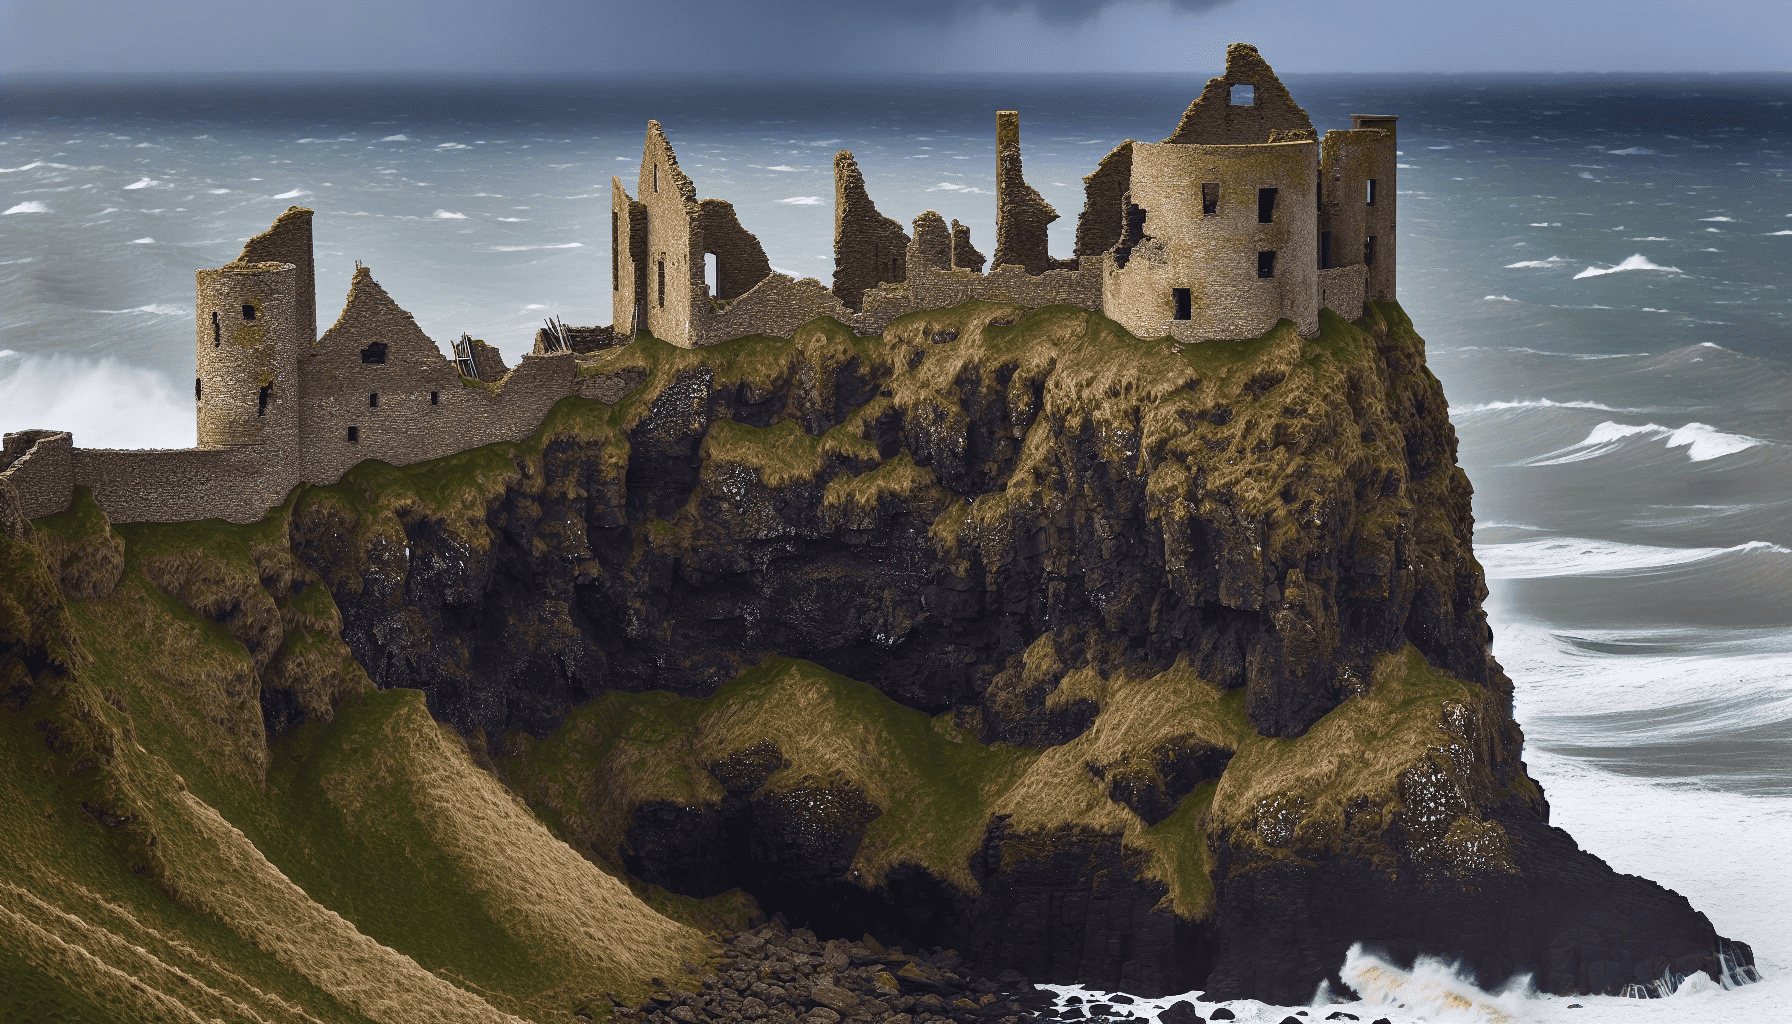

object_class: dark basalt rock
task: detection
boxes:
[288,304,1754,1002]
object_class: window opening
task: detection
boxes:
[1230,84,1255,106]
[360,341,387,364]
[653,164,659,193]
[211,311,220,347]
[1201,182,1219,217]
[1257,188,1278,224]
[1365,235,1377,265]
[657,259,665,308]
[430,391,440,406]
[369,392,379,409]
[242,303,256,322]
[1366,178,1378,206]
[611,211,620,290]
[705,252,719,297]
[347,425,359,443]
[1319,231,1333,270]
[1173,288,1192,321]
[195,378,202,400]
[1258,251,1277,279]
[258,384,270,417]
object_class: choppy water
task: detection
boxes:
[3,71,1789,1022]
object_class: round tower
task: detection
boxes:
[1104,138,1319,342]
[195,261,300,452]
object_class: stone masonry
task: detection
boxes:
[3,42,1394,527]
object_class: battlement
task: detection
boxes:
[7,42,1391,527]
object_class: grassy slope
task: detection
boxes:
[2,492,709,1024]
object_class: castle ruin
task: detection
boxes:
[2,43,1394,527]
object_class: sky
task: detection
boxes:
[2,0,1790,76]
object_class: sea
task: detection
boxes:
[1,71,1788,1024]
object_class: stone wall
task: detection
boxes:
[638,121,703,347]
[992,111,1076,275]
[1318,126,1395,315]
[0,431,74,519]
[696,199,773,302]
[1105,140,1319,342]
[832,150,910,312]
[73,446,273,525]
[1317,265,1366,319]
[1162,43,1315,146]
[611,178,647,336]
[1074,141,1134,258]
[950,219,985,273]
[237,206,316,343]
[1348,116,1400,303]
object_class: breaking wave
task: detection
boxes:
[1477,537,1789,580]
[1573,254,1683,279]
[1521,420,1764,464]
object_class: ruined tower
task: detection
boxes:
[194,259,301,462]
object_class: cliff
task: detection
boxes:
[0,301,1752,1018]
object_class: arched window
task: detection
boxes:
[657,259,665,308]
[258,384,271,416]
[242,303,256,322]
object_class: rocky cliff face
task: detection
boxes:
[283,300,1751,1003]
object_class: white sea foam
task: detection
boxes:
[381,134,410,141]
[0,354,194,449]
[1629,236,1670,240]
[490,242,582,251]
[2,200,48,214]
[1699,216,1736,222]
[1608,146,1657,154]
[1573,254,1682,279]
[928,181,989,194]
[1478,536,1785,579]
[1449,398,1634,415]
[764,164,801,171]
[123,177,157,189]
[431,209,467,219]
[1482,294,1517,301]
[100,304,186,315]
[131,237,154,244]
[1768,230,1792,236]
[1521,420,1763,464]
[776,196,823,205]
[437,142,470,150]
[272,189,307,199]
[1504,256,1567,268]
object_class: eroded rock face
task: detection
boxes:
[288,301,1752,1000]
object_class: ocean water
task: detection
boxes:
[2,72,1789,1022]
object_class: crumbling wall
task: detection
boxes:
[1074,141,1134,258]
[1317,125,1394,317]
[610,178,646,336]
[832,150,910,312]
[236,206,315,343]
[908,211,952,272]
[1347,117,1399,303]
[0,430,74,519]
[696,199,772,302]
[639,121,703,347]
[1162,43,1315,146]
[535,325,623,355]
[950,220,986,273]
[992,111,1075,275]
[1104,139,1318,342]
[470,338,509,381]
[696,272,856,345]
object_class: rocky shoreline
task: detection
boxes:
[611,925,1396,1024]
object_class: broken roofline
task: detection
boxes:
[606,41,1392,349]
